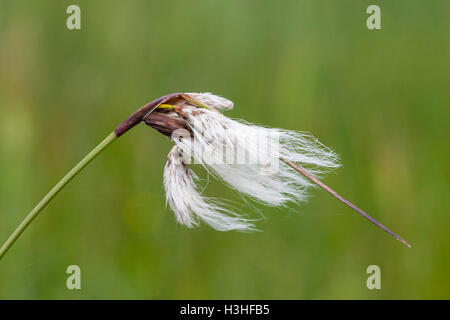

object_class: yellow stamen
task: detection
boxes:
[156,104,175,110]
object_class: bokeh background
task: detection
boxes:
[0,0,448,299]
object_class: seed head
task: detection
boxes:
[144,93,340,231]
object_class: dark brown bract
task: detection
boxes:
[144,110,191,137]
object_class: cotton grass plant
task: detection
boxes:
[0,92,410,260]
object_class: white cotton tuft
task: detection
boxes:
[173,106,340,207]
[163,146,254,231]
[186,92,234,111]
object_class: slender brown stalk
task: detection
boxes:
[281,158,411,248]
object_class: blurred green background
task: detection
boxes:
[0,0,448,299]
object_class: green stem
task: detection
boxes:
[0,131,117,261]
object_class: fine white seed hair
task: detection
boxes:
[173,106,340,207]
[164,146,254,231]
[162,93,340,231]
[186,92,234,111]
